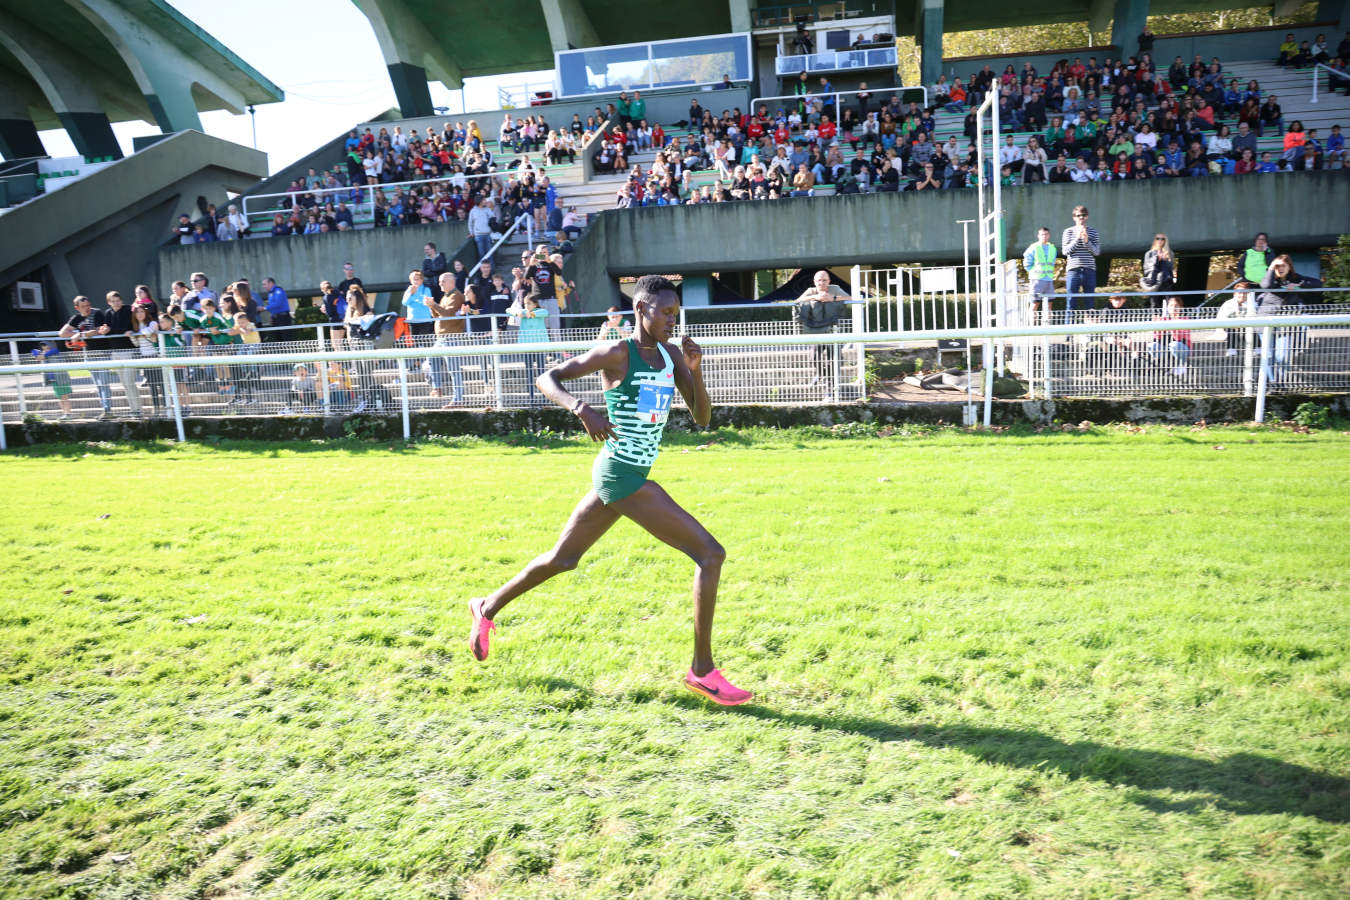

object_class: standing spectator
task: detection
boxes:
[342,286,380,413]
[428,275,466,405]
[421,242,448,299]
[231,280,261,330]
[516,295,550,400]
[31,341,74,419]
[1139,233,1176,308]
[129,303,165,414]
[262,277,292,338]
[288,365,319,413]
[57,296,110,416]
[1022,227,1058,303]
[226,313,263,406]
[794,269,849,386]
[468,259,495,301]
[101,291,143,418]
[401,270,435,340]
[1239,233,1274,284]
[337,262,363,300]
[484,273,514,333]
[1216,281,1258,357]
[525,244,564,341]
[1257,254,1322,383]
[468,198,493,260]
[226,204,249,238]
[1149,296,1192,378]
[174,213,195,244]
[186,272,217,308]
[1061,206,1101,318]
[319,279,346,346]
[450,258,469,294]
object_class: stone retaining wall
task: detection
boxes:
[6,395,1348,447]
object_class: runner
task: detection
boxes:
[467,275,752,706]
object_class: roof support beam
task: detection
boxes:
[540,0,601,52]
[0,18,121,158]
[915,0,944,89]
[355,0,464,115]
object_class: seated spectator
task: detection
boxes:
[1277,33,1299,66]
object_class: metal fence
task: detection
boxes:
[0,318,865,429]
[1006,301,1350,400]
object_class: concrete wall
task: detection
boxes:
[0,131,266,332]
[566,171,1350,311]
[158,220,469,298]
[938,22,1337,83]
[356,85,754,139]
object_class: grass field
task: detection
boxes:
[1,426,1348,900]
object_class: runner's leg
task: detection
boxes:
[481,491,621,618]
[610,481,725,676]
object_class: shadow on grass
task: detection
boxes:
[665,694,1350,823]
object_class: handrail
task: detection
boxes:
[1033,286,1348,299]
[476,212,534,270]
[1310,61,1350,104]
[1196,276,1244,309]
[751,86,930,125]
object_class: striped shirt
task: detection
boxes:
[1061,224,1100,271]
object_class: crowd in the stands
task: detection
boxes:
[612,35,1350,208]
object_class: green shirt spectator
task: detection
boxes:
[629,93,646,123]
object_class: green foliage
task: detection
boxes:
[292,305,327,325]
[1,429,1348,899]
[1292,401,1331,428]
[1323,235,1350,289]
[341,414,385,441]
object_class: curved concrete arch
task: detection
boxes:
[0,18,122,158]
[61,0,253,131]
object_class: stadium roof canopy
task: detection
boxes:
[0,0,283,161]
[351,0,1309,116]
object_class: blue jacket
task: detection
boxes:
[266,285,290,316]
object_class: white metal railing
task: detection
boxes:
[6,315,1350,453]
[477,213,534,270]
[751,86,929,123]
[1309,61,1350,104]
[498,80,558,109]
[774,46,898,76]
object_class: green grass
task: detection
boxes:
[1,426,1348,899]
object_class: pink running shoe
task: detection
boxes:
[468,598,496,661]
[684,668,753,706]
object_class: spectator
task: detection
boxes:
[525,244,564,340]
[261,277,292,337]
[1149,296,1192,378]
[1259,96,1283,136]
[101,290,143,418]
[342,286,381,413]
[128,302,165,414]
[421,242,448,299]
[468,198,493,259]
[516,295,550,399]
[57,296,111,416]
[1240,233,1274,283]
[596,306,631,341]
[224,312,262,406]
[427,276,466,405]
[174,213,194,244]
[1021,137,1048,184]
[30,340,74,419]
[1022,227,1058,302]
[1061,206,1100,318]
[286,364,318,413]
[1139,233,1176,307]
[215,214,238,242]
[196,298,234,400]
[794,270,849,386]
[402,270,435,345]
[1216,280,1258,357]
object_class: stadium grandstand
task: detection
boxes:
[1,0,1348,430]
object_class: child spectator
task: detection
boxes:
[130,303,165,414]
[288,364,318,413]
[31,341,74,419]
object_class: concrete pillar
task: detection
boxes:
[541,0,601,51]
[387,63,435,119]
[728,0,753,33]
[0,73,46,159]
[1109,0,1151,56]
[1317,0,1350,34]
[0,22,123,159]
[915,0,944,88]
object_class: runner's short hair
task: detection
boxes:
[634,275,678,307]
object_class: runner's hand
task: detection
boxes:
[577,405,616,441]
[681,335,703,370]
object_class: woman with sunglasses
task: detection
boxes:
[1139,233,1176,309]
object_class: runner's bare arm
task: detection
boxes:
[536,341,627,441]
[669,336,712,426]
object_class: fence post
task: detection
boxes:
[1041,299,1053,400]
[1255,325,1272,423]
[396,356,411,441]
[9,340,26,419]
[1311,65,1319,104]
[1242,324,1255,397]
[160,333,186,442]
[490,317,505,408]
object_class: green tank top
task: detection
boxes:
[602,339,676,468]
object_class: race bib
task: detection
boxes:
[635,382,674,424]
